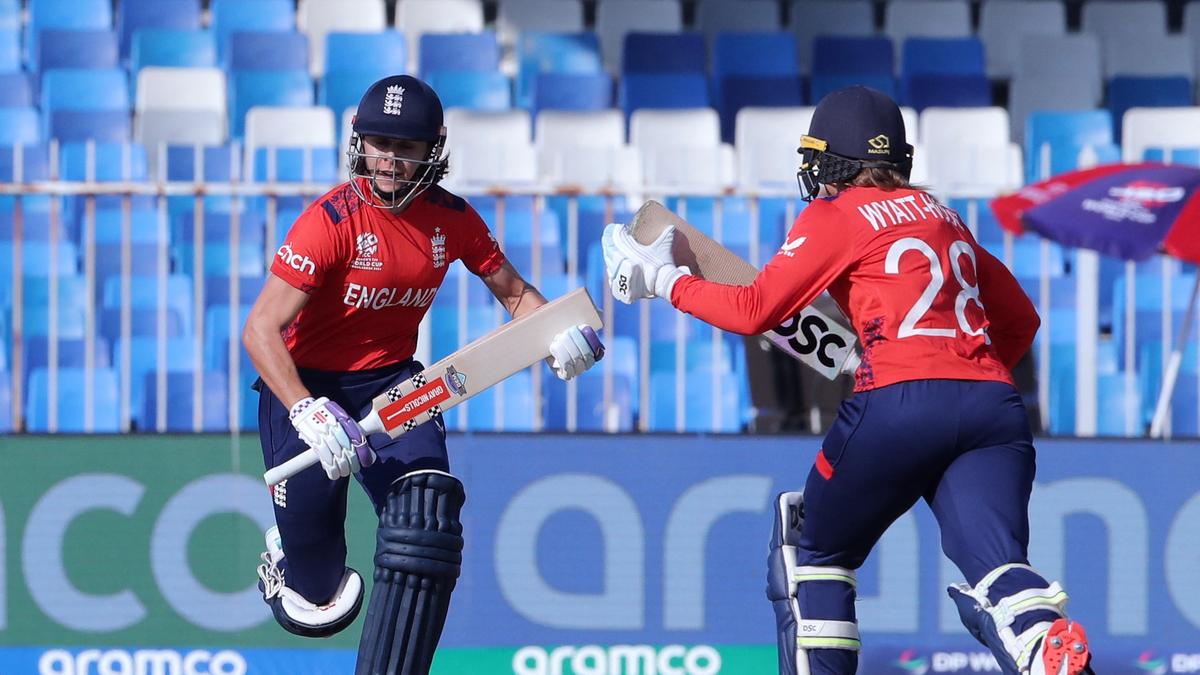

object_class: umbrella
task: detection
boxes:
[992,162,1200,437]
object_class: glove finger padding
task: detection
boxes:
[549,336,577,381]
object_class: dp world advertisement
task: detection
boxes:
[0,434,1197,674]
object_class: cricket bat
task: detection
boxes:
[629,200,860,381]
[263,287,604,486]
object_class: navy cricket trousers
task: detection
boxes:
[257,359,450,605]
[796,379,1045,674]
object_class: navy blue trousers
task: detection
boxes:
[257,360,449,605]
[796,379,1053,675]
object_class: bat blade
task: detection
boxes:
[628,200,859,380]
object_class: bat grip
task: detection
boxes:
[581,325,605,361]
[263,412,383,486]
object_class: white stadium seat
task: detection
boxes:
[630,108,734,192]
[297,0,387,77]
[1121,107,1200,162]
[919,107,1022,198]
[535,109,640,191]
[443,108,538,190]
[134,67,228,158]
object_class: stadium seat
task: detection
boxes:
[131,29,216,74]
[648,366,741,432]
[1024,110,1114,182]
[395,0,485,72]
[1007,77,1103,145]
[229,70,314,139]
[1016,34,1103,110]
[15,276,89,337]
[117,335,196,424]
[135,67,227,155]
[101,274,193,329]
[717,75,805,143]
[919,107,1021,197]
[211,0,294,64]
[0,108,41,145]
[534,109,639,191]
[545,369,634,432]
[1121,107,1200,162]
[1082,1,1168,47]
[900,37,984,81]
[622,32,706,74]
[37,29,118,73]
[884,0,971,63]
[712,32,802,140]
[0,72,33,107]
[0,145,51,182]
[427,71,512,111]
[26,366,121,432]
[630,107,734,191]
[442,108,536,190]
[515,31,603,109]
[419,32,499,76]
[809,36,895,102]
[1103,34,1192,80]
[0,27,17,72]
[594,0,683,73]
[462,370,537,432]
[117,0,203,60]
[42,67,130,113]
[320,31,407,115]
[243,106,336,175]
[789,0,874,76]
[0,371,9,432]
[620,72,710,120]
[49,111,131,144]
[735,106,813,192]
[141,370,229,431]
[175,241,265,277]
[59,142,147,182]
[296,0,387,77]
[905,74,991,111]
[0,0,17,32]
[496,0,583,49]
[532,72,612,117]
[977,0,1065,80]
[26,0,112,67]
[204,274,265,309]
[93,206,166,244]
[17,337,111,396]
[1107,77,1194,143]
[179,210,267,247]
[696,0,780,46]
[229,31,309,72]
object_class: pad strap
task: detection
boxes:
[796,619,861,650]
[794,566,857,587]
[953,565,1070,671]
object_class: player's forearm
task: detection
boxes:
[506,283,547,320]
[242,321,311,408]
[670,275,795,335]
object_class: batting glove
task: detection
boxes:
[549,324,606,381]
[601,223,689,304]
[290,397,375,480]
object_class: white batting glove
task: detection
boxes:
[548,324,606,381]
[601,222,690,304]
[290,397,375,480]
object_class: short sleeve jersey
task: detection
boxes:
[270,181,505,371]
[670,187,1040,392]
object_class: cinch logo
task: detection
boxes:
[512,644,720,675]
[39,648,246,675]
[895,649,929,675]
[276,243,316,277]
[1135,651,1168,675]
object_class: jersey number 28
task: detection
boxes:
[885,237,989,342]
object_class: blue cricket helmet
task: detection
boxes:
[347,75,449,210]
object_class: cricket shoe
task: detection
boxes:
[256,526,363,638]
[1036,619,1092,675]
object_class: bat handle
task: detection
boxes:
[263,450,318,486]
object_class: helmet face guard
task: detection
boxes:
[346,130,449,211]
[796,134,914,202]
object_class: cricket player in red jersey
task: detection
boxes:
[602,86,1093,675]
[243,75,603,675]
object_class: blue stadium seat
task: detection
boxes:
[131,29,215,72]
[460,370,537,431]
[810,36,896,102]
[427,71,511,111]
[93,207,165,244]
[0,370,10,432]
[0,27,17,72]
[37,29,118,72]
[117,334,196,422]
[1024,110,1115,183]
[0,209,54,242]
[516,31,603,108]
[101,274,193,331]
[141,370,230,431]
[1096,372,1142,437]
[0,0,16,31]
[532,72,612,117]
[428,303,500,361]
[419,32,500,76]
[544,369,634,432]
[49,111,132,143]
[0,241,79,281]
[229,31,309,71]
[26,0,112,67]
[716,74,804,143]
[203,274,265,309]
[901,37,985,78]
[203,303,253,371]
[622,32,707,74]
[904,73,991,111]
[648,366,742,432]
[14,275,89,338]
[175,241,265,276]
[1143,147,1200,165]
[164,144,238,182]
[20,337,111,395]
[712,31,798,100]
[251,147,338,183]
[117,0,202,60]
[0,108,41,145]
[94,242,169,278]
[0,72,33,107]
[26,366,121,432]
[42,68,131,142]
[320,32,407,114]
[59,142,148,181]
[100,306,185,347]
[211,0,294,65]
[229,70,314,138]
[0,145,50,182]
[619,73,710,119]
[321,69,392,118]
[1107,77,1194,142]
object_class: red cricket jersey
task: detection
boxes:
[670,187,1040,392]
[270,180,505,371]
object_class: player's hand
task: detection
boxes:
[290,397,376,480]
[601,223,689,304]
[548,324,605,381]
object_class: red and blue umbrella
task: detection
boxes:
[991,162,1200,437]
